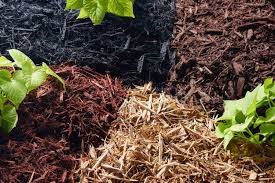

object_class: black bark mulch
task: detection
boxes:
[0,0,176,86]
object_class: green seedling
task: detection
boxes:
[65,0,135,25]
[216,78,275,149]
[0,49,65,133]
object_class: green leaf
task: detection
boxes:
[217,99,243,121]
[254,107,275,128]
[0,105,18,133]
[264,78,273,94]
[216,78,275,148]
[77,8,89,19]
[215,122,231,138]
[108,0,135,17]
[254,117,265,128]
[234,110,246,123]
[249,134,261,144]
[83,0,108,25]
[0,78,27,107]
[0,56,13,67]
[265,107,275,122]
[0,49,65,134]
[223,131,234,149]
[42,63,66,90]
[270,85,275,95]
[256,85,268,106]
[65,0,83,10]
[26,69,47,92]
[13,69,47,93]
[260,124,275,135]
[66,0,135,25]
[242,85,260,115]
[229,115,253,132]
[0,70,11,84]
[0,94,6,110]
[8,49,35,72]
[12,70,24,80]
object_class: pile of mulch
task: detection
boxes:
[168,0,275,112]
[0,64,126,182]
[0,0,175,85]
[77,84,275,182]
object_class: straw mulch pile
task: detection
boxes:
[76,83,275,182]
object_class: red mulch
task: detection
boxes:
[168,0,275,112]
[0,64,126,182]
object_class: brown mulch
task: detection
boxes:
[168,0,275,112]
[0,64,126,182]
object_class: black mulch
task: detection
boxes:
[0,0,176,85]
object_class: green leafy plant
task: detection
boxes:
[0,49,65,133]
[65,0,135,25]
[216,78,275,149]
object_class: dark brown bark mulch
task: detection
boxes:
[0,64,126,182]
[167,0,275,112]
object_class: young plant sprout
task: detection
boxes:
[0,49,65,133]
[65,0,135,25]
[216,78,275,149]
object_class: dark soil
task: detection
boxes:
[0,0,175,86]
[168,0,275,112]
[0,64,126,182]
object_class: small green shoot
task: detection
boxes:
[216,78,275,149]
[0,49,65,133]
[65,0,135,25]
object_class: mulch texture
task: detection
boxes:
[0,0,175,85]
[0,64,126,182]
[78,84,275,182]
[168,0,275,112]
